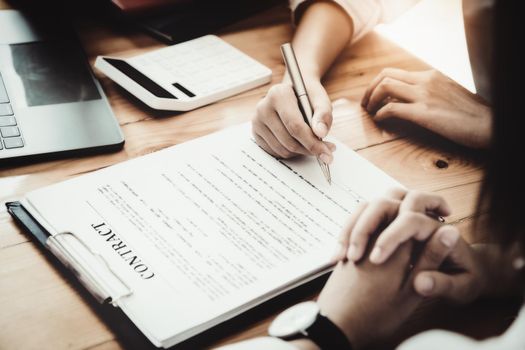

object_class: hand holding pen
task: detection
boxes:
[280,43,332,184]
[251,46,336,174]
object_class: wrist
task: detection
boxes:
[318,303,362,349]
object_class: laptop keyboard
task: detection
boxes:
[0,73,24,150]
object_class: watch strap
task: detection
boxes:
[306,313,352,350]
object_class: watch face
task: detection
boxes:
[268,301,319,338]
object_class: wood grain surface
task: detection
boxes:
[0,1,519,350]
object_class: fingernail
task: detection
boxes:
[418,276,434,294]
[370,246,383,264]
[319,153,331,164]
[439,229,459,248]
[347,244,360,261]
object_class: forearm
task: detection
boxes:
[286,1,354,82]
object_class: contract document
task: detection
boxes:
[12,123,401,348]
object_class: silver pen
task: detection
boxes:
[280,43,331,185]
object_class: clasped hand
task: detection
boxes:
[313,189,488,349]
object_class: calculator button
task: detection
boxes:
[1,126,20,138]
[3,137,24,149]
[0,139,3,150]
[0,116,16,127]
[0,103,13,116]
[0,75,9,104]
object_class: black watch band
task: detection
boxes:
[305,313,353,350]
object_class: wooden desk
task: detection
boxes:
[0,2,519,350]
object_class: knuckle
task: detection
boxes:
[377,197,394,208]
[268,84,281,95]
[277,150,291,159]
[311,142,325,154]
[399,211,423,224]
[380,77,395,90]
[266,86,278,102]
[287,142,302,154]
[404,190,425,204]
[370,198,394,214]
[380,68,393,77]
[381,102,396,115]
[386,187,407,198]
[268,84,289,102]
[286,120,303,137]
[282,151,294,159]
[255,103,267,119]
[369,198,385,210]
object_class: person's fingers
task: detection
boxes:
[306,82,332,139]
[311,103,333,139]
[413,225,460,273]
[347,198,401,262]
[362,68,421,107]
[325,141,336,152]
[400,191,452,217]
[414,270,474,302]
[366,78,419,113]
[373,101,426,123]
[252,133,275,156]
[385,187,408,201]
[271,85,333,160]
[265,113,310,156]
[334,202,368,262]
[369,212,441,264]
[253,121,295,158]
[414,237,480,302]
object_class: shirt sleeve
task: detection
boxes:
[289,0,420,43]
[399,304,525,350]
[214,337,298,350]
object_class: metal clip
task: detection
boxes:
[49,232,133,305]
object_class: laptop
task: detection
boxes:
[0,10,124,164]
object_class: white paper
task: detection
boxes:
[23,123,401,347]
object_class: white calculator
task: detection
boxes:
[95,35,272,111]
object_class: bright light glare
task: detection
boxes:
[375,0,476,92]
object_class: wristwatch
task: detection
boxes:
[268,301,353,350]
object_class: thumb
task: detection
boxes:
[310,95,333,139]
[414,271,472,302]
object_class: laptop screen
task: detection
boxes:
[9,39,100,107]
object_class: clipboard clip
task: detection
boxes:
[48,231,133,306]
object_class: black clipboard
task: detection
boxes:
[6,201,328,349]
